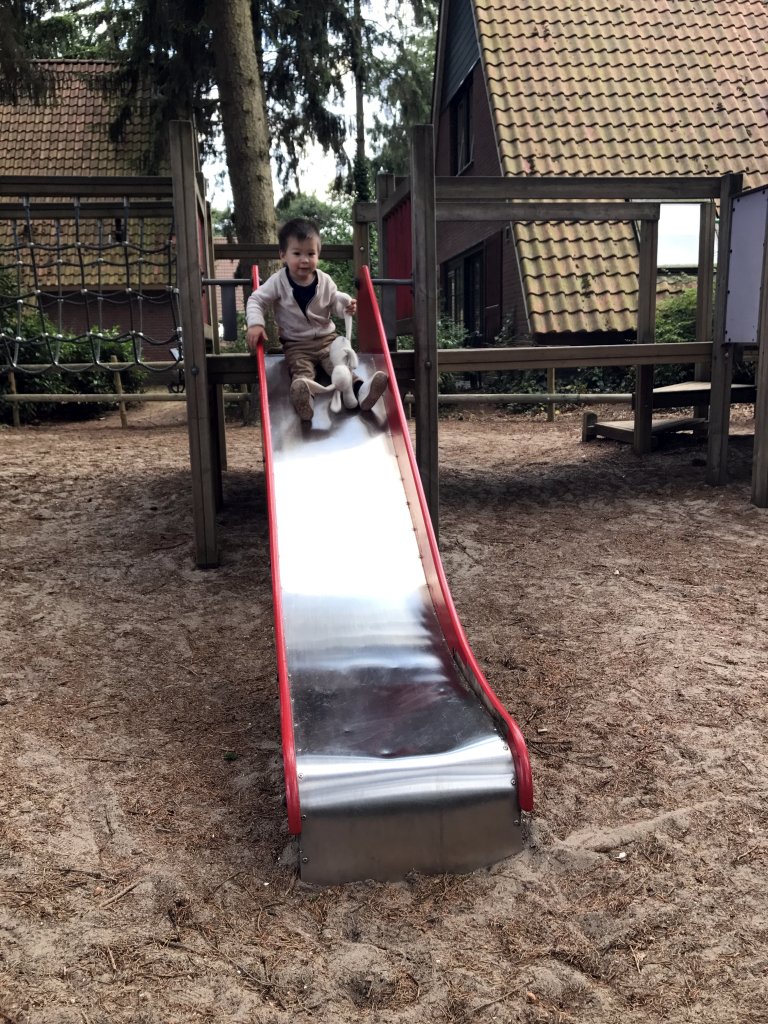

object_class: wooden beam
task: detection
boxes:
[706,173,742,486]
[0,176,173,197]
[380,177,412,221]
[693,201,717,417]
[205,342,713,385]
[750,209,768,506]
[435,176,737,202]
[410,125,440,538]
[170,120,219,569]
[212,243,353,262]
[436,201,660,223]
[633,217,659,454]
[0,201,175,219]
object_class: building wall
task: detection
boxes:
[435,63,503,265]
[500,225,531,342]
[442,0,481,103]
[435,62,529,342]
[40,293,180,362]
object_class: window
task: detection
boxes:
[444,248,484,342]
[451,79,473,175]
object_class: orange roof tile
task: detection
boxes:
[0,60,158,177]
[473,0,768,334]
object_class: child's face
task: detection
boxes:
[280,234,320,285]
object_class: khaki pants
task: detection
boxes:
[282,333,337,382]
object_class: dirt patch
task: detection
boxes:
[1,401,767,1023]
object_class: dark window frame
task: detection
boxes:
[443,245,484,343]
[450,77,473,175]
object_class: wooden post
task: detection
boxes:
[110,355,128,428]
[7,370,21,428]
[376,173,398,348]
[633,214,659,454]
[694,201,716,418]
[750,210,768,506]
[546,366,556,421]
[706,173,742,486]
[204,198,228,477]
[352,210,370,280]
[410,126,440,539]
[170,119,219,568]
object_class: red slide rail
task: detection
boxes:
[255,264,532,833]
[253,266,302,834]
[357,266,534,812]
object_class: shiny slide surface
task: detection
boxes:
[257,267,532,884]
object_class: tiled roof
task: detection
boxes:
[515,218,639,335]
[0,60,157,177]
[474,0,768,334]
[0,63,170,291]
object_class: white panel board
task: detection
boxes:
[725,186,768,345]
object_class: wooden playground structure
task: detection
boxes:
[2,120,768,569]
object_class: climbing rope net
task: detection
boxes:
[0,194,182,378]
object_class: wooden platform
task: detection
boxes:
[631,380,756,411]
[583,412,707,445]
[586,380,757,446]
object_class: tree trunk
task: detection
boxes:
[206,0,276,246]
[351,0,369,202]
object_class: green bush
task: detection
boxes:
[652,288,697,388]
[1,268,153,422]
[652,286,753,388]
[655,288,698,345]
[1,332,147,424]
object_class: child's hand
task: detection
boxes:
[345,299,357,316]
[246,325,267,354]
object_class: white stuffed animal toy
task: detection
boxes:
[327,317,359,413]
[303,314,359,412]
[299,313,362,409]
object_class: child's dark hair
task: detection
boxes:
[278,217,322,252]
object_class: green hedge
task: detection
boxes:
[1,335,147,424]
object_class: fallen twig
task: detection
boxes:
[99,879,142,909]
[471,989,517,1014]
[56,866,117,883]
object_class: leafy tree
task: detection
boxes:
[275,189,355,295]
[369,0,437,176]
[655,287,698,344]
[1,1,425,243]
[276,190,353,246]
[0,0,93,100]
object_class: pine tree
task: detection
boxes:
[0,1,414,242]
[369,0,437,176]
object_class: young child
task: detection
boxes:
[245,217,388,422]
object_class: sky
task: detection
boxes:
[207,144,703,268]
[204,135,344,210]
[203,0,702,269]
[657,205,701,267]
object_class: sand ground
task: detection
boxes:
[1,399,767,1023]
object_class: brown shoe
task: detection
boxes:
[290,377,314,421]
[358,371,388,412]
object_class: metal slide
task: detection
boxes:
[256,267,532,884]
